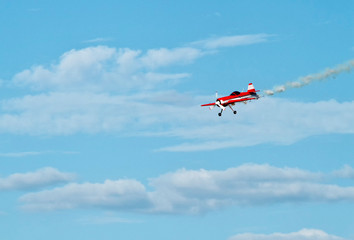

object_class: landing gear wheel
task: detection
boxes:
[233,111,237,115]
[218,113,222,117]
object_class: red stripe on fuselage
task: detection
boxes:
[217,92,253,104]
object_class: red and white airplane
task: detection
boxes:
[201,83,260,116]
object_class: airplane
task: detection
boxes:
[201,83,260,116]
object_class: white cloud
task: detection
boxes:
[83,38,113,43]
[0,151,79,158]
[141,47,203,69]
[0,92,128,135]
[77,213,141,224]
[0,167,75,191]
[19,164,354,214]
[13,46,116,91]
[332,165,354,179]
[0,151,43,157]
[11,46,199,92]
[228,229,346,240]
[157,97,354,151]
[147,164,354,214]
[192,34,272,49]
[11,34,270,92]
[21,179,150,211]
[0,92,353,150]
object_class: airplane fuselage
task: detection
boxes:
[216,91,259,105]
[201,83,259,116]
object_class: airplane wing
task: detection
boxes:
[201,103,216,107]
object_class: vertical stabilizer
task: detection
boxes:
[247,83,256,92]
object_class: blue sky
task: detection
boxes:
[1,1,354,239]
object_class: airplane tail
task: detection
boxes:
[247,83,256,92]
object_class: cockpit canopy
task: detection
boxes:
[230,91,241,96]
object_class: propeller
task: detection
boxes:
[209,91,218,110]
[209,91,226,111]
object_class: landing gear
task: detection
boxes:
[229,105,237,115]
[218,108,237,116]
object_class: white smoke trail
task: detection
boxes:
[264,59,354,95]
